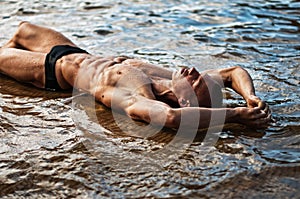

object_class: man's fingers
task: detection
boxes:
[258,101,266,110]
[266,113,272,122]
[251,107,267,119]
[264,104,269,112]
[258,101,272,116]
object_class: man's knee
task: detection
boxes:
[19,21,30,27]
[15,21,33,38]
[17,21,31,33]
[12,22,25,41]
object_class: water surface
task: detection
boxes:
[0,0,299,198]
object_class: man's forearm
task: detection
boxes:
[230,66,256,101]
[171,107,236,129]
[169,106,269,130]
[203,66,256,101]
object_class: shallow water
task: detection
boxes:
[0,0,299,198]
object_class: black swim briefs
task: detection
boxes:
[44,45,89,91]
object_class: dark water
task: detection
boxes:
[0,0,299,198]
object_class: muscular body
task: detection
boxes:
[0,22,271,129]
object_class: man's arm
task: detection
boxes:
[202,66,269,112]
[110,90,270,129]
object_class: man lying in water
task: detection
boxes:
[0,22,271,129]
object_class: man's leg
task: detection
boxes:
[0,47,46,88]
[3,21,76,53]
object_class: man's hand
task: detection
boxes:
[234,106,272,129]
[246,94,270,115]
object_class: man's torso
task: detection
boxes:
[57,54,175,106]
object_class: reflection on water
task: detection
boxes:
[0,0,299,198]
